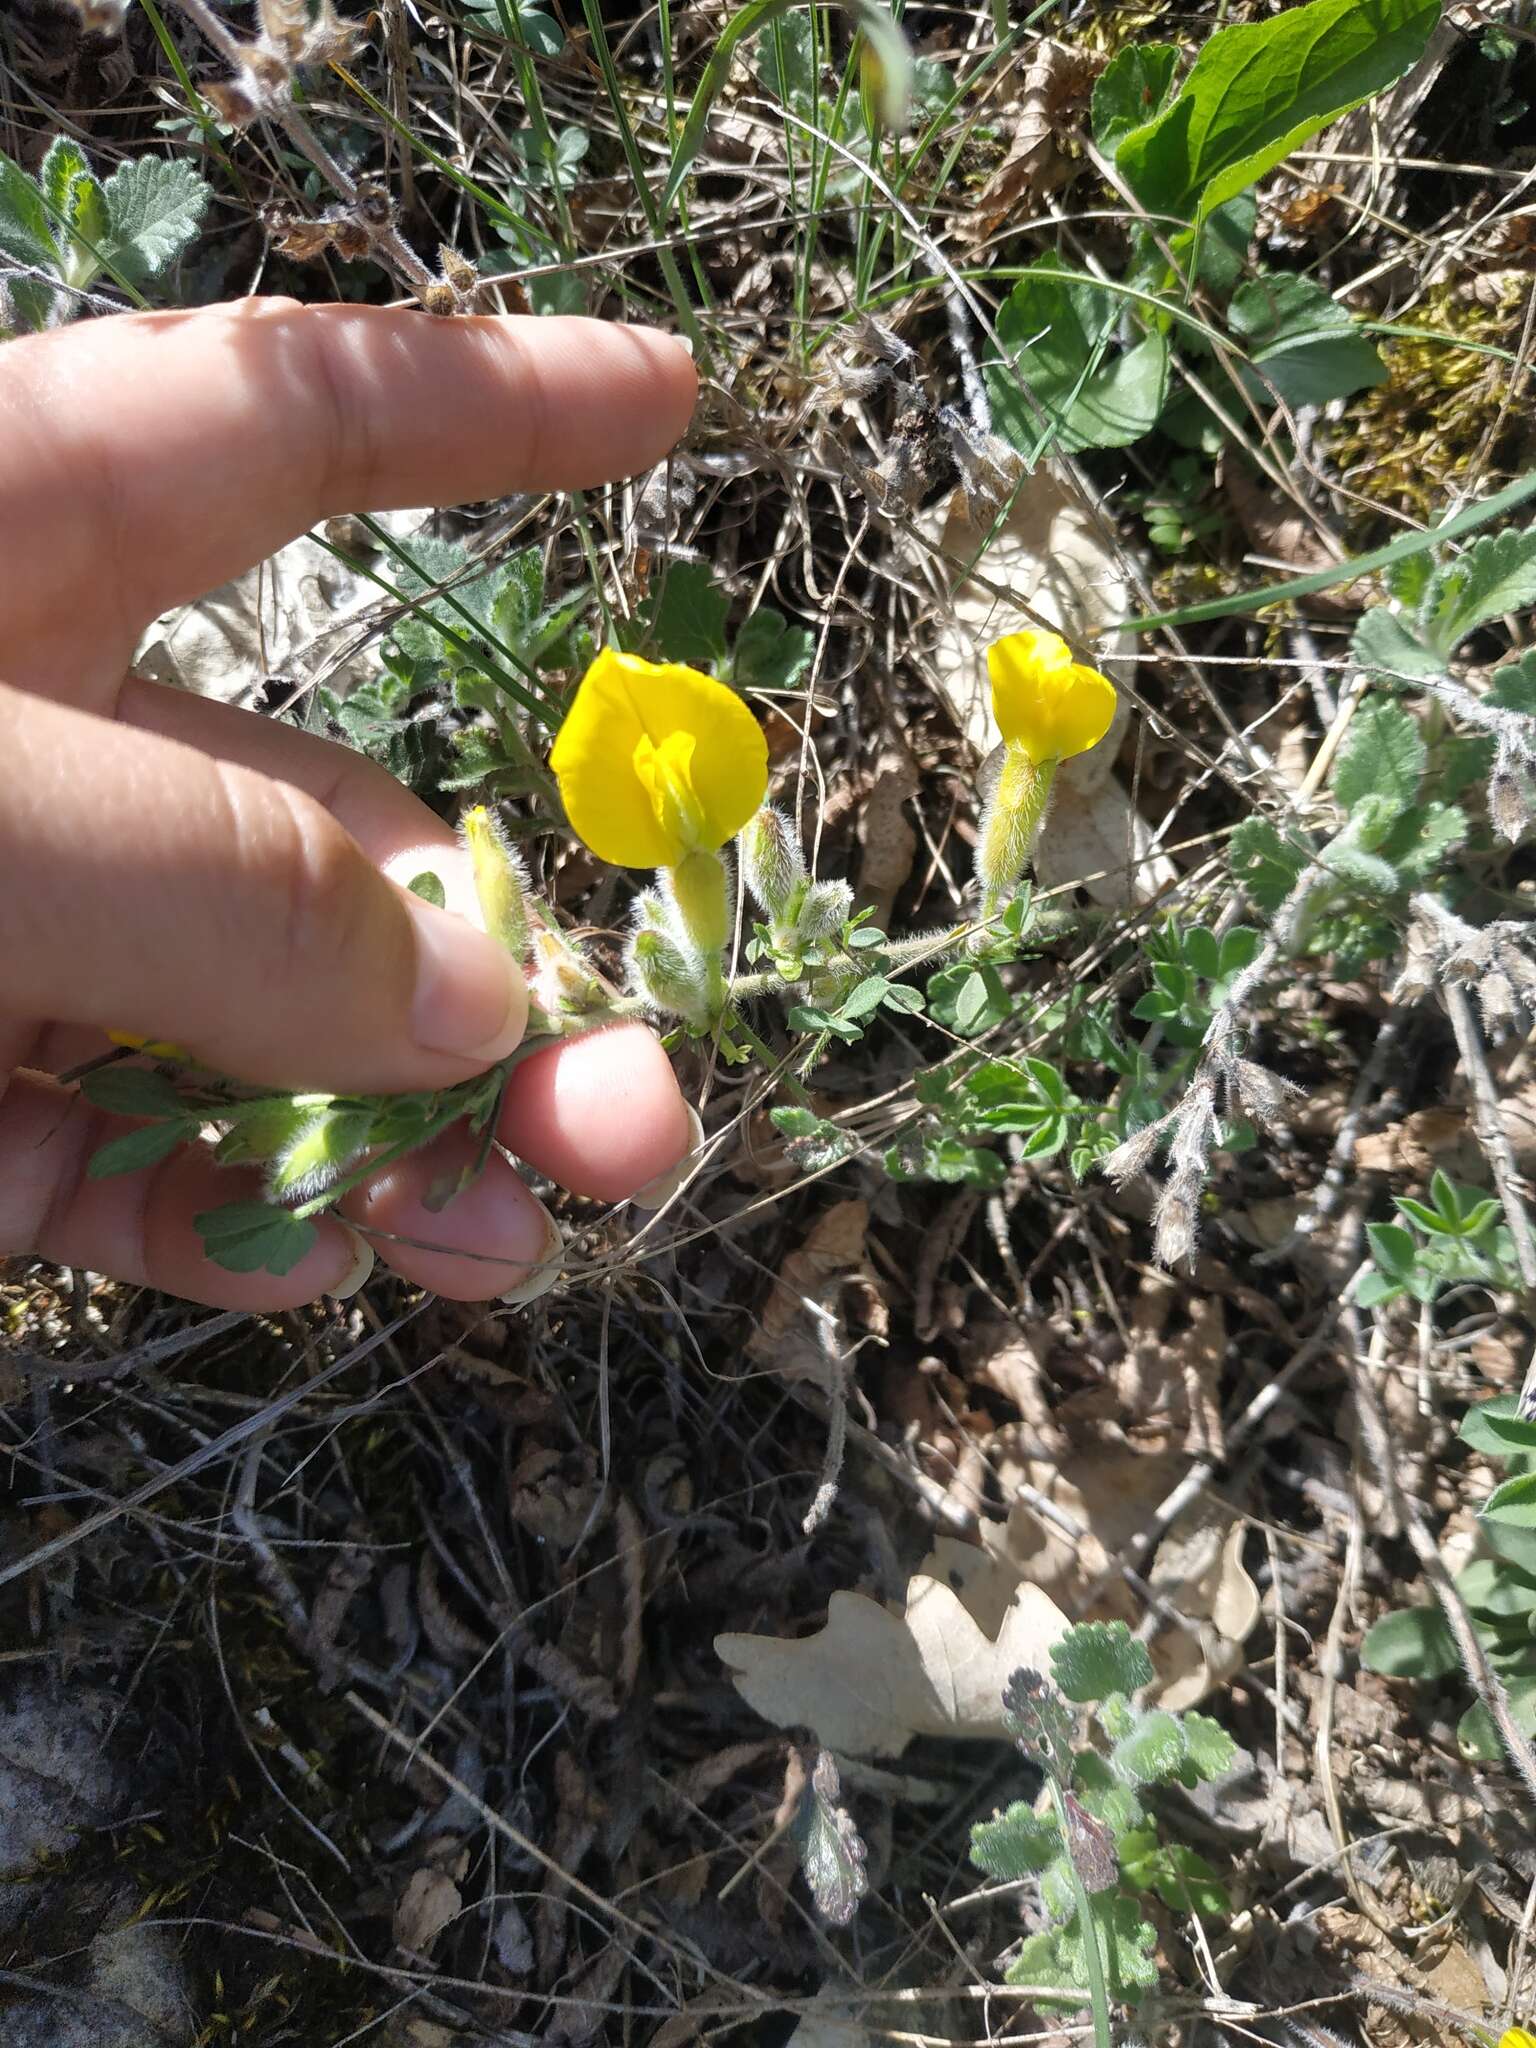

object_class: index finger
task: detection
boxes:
[0,299,696,702]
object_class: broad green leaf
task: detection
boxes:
[1460,1395,1536,1456]
[1091,44,1179,156]
[193,1200,319,1276]
[1331,700,1425,813]
[80,1066,187,1120]
[1458,1673,1536,1762]
[1228,272,1385,409]
[1455,1557,1536,1620]
[1366,1220,1417,1280]
[635,560,731,666]
[100,155,210,287]
[1360,1604,1459,1679]
[987,259,1169,457]
[1051,1620,1154,1703]
[1483,1472,1536,1532]
[87,1119,192,1179]
[1181,1711,1237,1781]
[1350,607,1442,684]
[1488,648,1536,718]
[1421,525,1536,658]
[1191,194,1257,293]
[731,607,813,691]
[1115,0,1443,225]
[969,1800,1062,1880]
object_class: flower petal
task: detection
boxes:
[987,629,1117,765]
[550,648,769,868]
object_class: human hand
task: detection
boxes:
[0,297,699,1310]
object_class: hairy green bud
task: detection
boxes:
[462,804,530,962]
[740,807,807,921]
[792,879,854,944]
[269,1096,374,1201]
[629,924,713,1029]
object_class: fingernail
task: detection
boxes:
[406,893,528,1063]
[630,1104,705,1212]
[500,1195,565,1306]
[328,1222,375,1301]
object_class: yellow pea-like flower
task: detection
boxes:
[549,649,768,871]
[988,628,1117,767]
[1500,2030,1536,2048]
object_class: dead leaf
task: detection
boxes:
[749,1199,871,1387]
[393,1868,461,1956]
[961,41,1094,241]
[855,742,918,924]
[715,1570,1069,1757]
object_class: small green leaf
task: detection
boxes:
[1487,647,1536,717]
[1181,1711,1237,1781]
[1351,607,1443,684]
[987,259,1169,457]
[1458,1672,1536,1762]
[1119,1830,1231,1914]
[1111,1708,1188,1784]
[635,559,731,666]
[80,1066,187,1120]
[1051,1620,1155,1703]
[1421,525,1536,658]
[193,1201,320,1276]
[1365,1220,1417,1279]
[731,607,814,691]
[408,870,447,908]
[969,1800,1062,1880]
[87,1119,192,1179]
[1228,817,1307,911]
[1460,1396,1536,1457]
[1332,700,1425,813]
[99,155,210,286]
[1091,44,1179,155]
[40,135,108,279]
[1483,1472,1536,1532]
[1228,272,1385,409]
[1360,1605,1460,1678]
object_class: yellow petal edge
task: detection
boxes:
[987,628,1117,767]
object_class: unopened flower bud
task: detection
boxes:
[269,1096,374,1201]
[462,804,529,962]
[792,879,854,944]
[1490,770,1529,844]
[740,807,807,921]
[628,926,712,1028]
[530,924,606,1019]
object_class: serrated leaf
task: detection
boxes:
[1351,606,1443,684]
[1460,1395,1536,1456]
[0,147,59,270]
[1228,817,1307,911]
[731,607,813,691]
[1111,1708,1188,1784]
[1115,0,1442,226]
[793,1751,868,1927]
[1181,1712,1237,1781]
[635,560,731,666]
[1360,1605,1459,1678]
[193,1200,319,1276]
[80,1066,188,1120]
[1332,699,1425,812]
[1487,648,1536,718]
[100,155,210,287]
[987,259,1169,457]
[1092,44,1180,155]
[87,1119,192,1179]
[1421,525,1536,658]
[1228,272,1385,409]
[1051,1620,1154,1703]
[969,1800,1062,1880]
[40,135,108,272]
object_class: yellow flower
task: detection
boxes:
[1500,2031,1536,2048]
[107,1031,191,1060]
[988,628,1117,766]
[549,649,768,870]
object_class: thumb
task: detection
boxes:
[0,681,527,1092]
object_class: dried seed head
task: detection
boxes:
[1231,1057,1300,1131]
[205,72,264,127]
[1153,1177,1200,1269]
[1101,1116,1167,1186]
[1478,968,1519,1034]
[1490,769,1530,844]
